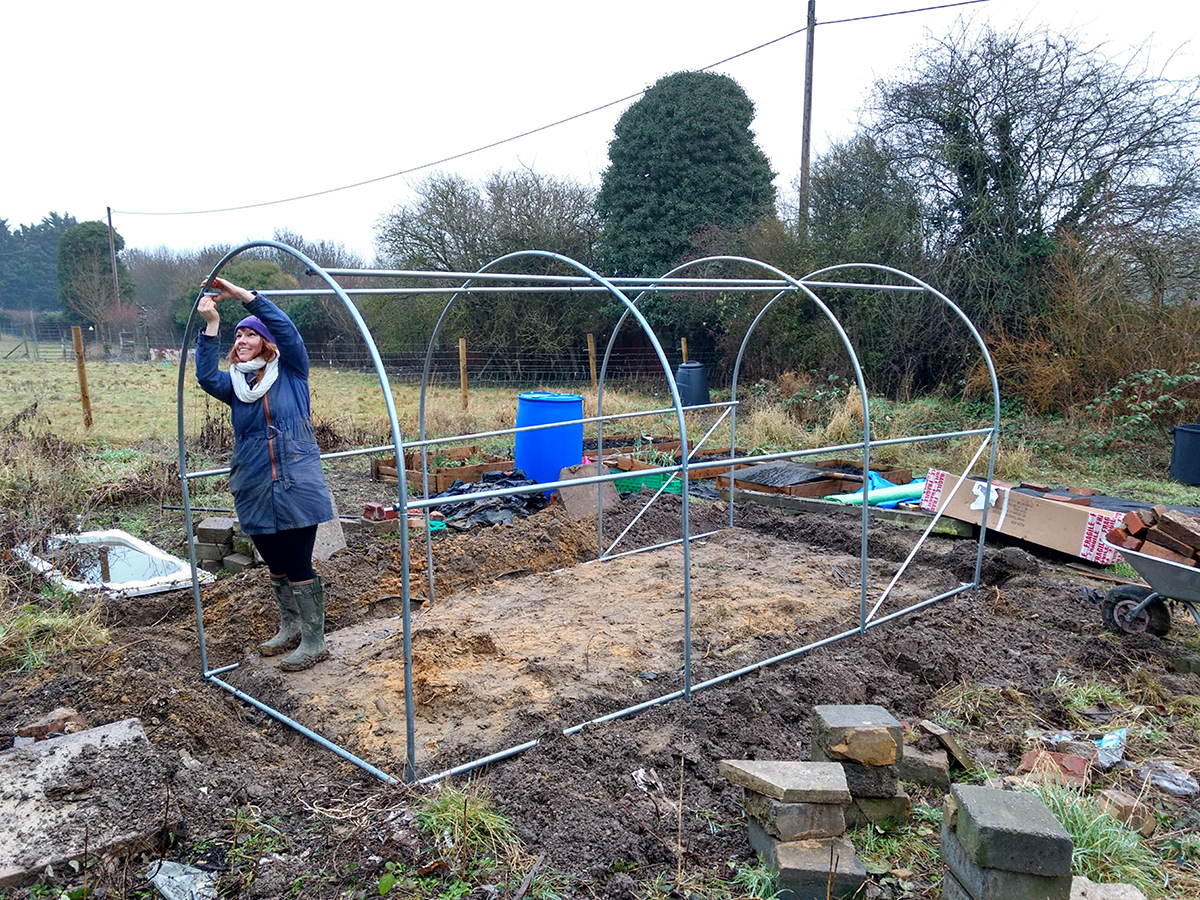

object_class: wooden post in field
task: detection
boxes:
[587,333,598,393]
[681,337,689,363]
[459,337,468,410]
[72,326,93,428]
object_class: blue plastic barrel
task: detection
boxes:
[514,392,584,493]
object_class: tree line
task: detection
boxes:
[2,21,1198,407]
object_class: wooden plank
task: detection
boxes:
[723,488,975,536]
[371,446,515,489]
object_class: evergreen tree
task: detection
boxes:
[0,213,77,311]
[597,71,776,278]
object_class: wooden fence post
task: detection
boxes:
[72,326,93,429]
[587,333,598,393]
[459,337,469,410]
[681,337,689,363]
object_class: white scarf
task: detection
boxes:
[230,356,280,403]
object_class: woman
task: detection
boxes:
[195,276,334,672]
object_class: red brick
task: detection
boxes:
[1146,527,1196,558]
[1153,509,1200,551]
[1045,493,1092,506]
[363,503,387,521]
[1018,749,1090,787]
[1068,487,1102,496]
[1139,542,1196,566]
[1020,481,1051,493]
[1107,528,1143,551]
[1124,510,1149,538]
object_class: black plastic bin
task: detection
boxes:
[1170,423,1200,486]
[675,361,710,408]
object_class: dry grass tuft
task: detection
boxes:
[0,592,110,673]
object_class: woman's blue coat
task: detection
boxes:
[195,295,334,535]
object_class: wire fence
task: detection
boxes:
[0,321,723,390]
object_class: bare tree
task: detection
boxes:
[869,21,1200,325]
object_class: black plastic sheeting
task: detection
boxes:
[1010,487,1200,519]
[432,469,547,529]
[731,460,837,487]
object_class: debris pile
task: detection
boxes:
[1107,505,1200,565]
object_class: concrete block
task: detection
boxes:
[746,817,780,860]
[743,791,846,840]
[314,494,346,561]
[942,820,1072,900]
[222,553,255,574]
[940,871,973,900]
[195,516,235,543]
[812,704,902,766]
[0,719,179,888]
[844,789,911,829]
[771,836,868,900]
[897,744,950,792]
[193,541,231,561]
[952,784,1073,877]
[810,746,899,798]
[1070,875,1148,899]
[719,760,850,803]
[200,559,222,573]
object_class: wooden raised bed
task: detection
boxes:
[716,458,912,499]
[371,445,516,491]
[588,435,689,458]
[608,446,748,481]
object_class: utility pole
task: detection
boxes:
[106,207,121,309]
[798,0,817,234]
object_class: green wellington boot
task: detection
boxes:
[279,575,330,672]
[259,576,301,656]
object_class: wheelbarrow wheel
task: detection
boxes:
[1102,585,1171,637]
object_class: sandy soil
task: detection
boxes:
[3,471,1199,899]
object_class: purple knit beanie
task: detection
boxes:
[234,315,276,345]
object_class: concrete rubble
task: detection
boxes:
[0,717,178,888]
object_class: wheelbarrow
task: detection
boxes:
[1100,536,1200,637]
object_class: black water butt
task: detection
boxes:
[675,361,710,408]
[1170,423,1200,486]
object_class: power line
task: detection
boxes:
[114,0,990,219]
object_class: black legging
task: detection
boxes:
[250,525,318,582]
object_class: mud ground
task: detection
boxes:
[3,468,1200,899]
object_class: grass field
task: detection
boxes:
[0,355,1197,509]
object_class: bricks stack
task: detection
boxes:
[1107,505,1200,566]
[717,760,867,900]
[193,516,255,574]
[941,784,1073,900]
[811,704,911,828]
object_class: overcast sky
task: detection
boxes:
[5,1,1196,261]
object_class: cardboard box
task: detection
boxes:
[919,469,1123,565]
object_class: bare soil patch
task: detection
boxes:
[3,474,1199,898]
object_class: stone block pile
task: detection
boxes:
[811,704,912,828]
[192,516,255,574]
[941,784,1074,900]
[718,759,867,900]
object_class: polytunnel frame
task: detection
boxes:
[174,243,1001,788]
